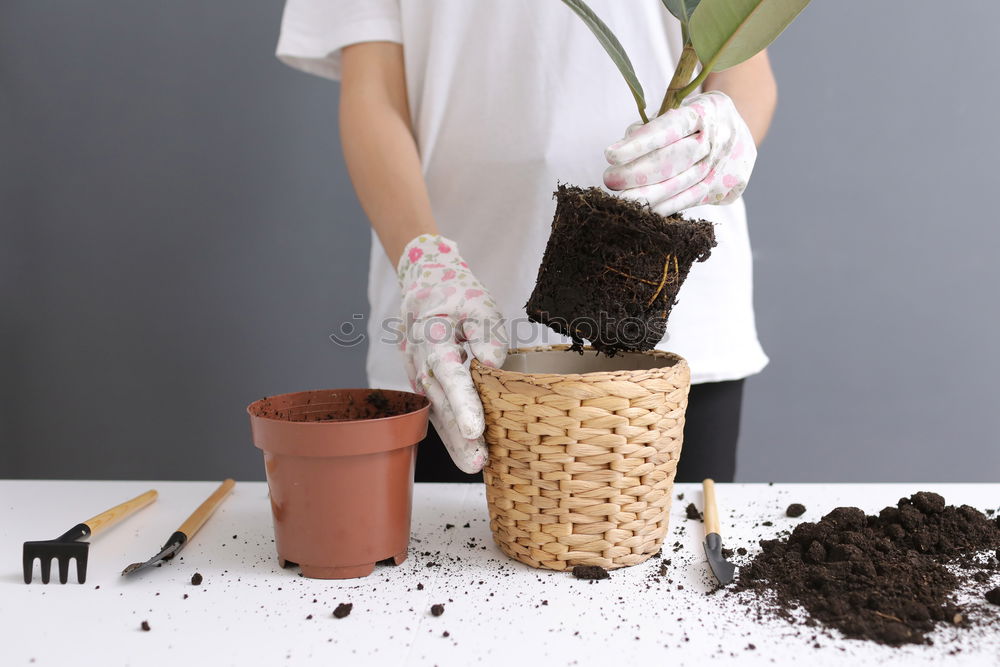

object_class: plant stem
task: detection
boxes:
[658,43,698,116]
[675,63,712,102]
[635,96,650,124]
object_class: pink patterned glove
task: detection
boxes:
[397,234,507,473]
[603,91,757,216]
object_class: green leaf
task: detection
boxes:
[688,0,810,72]
[561,0,647,121]
[662,0,701,25]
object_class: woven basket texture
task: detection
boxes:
[470,345,690,570]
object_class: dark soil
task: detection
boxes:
[430,604,445,617]
[525,185,716,355]
[140,621,151,631]
[190,573,202,586]
[252,389,426,422]
[685,503,703,521]
[364,390,392,417]
[987,588,1000,606]
[572,565,610,580]
[735,492,1000,646]
[786,503,806,518]
[333,602,353,619]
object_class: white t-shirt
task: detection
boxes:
[276,0,769,388]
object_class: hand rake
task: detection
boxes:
[23,489,157,584]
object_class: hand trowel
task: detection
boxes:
[122,479,235,576]
[702,478,736,585]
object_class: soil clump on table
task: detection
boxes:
[333,602,353,619]
[786,503,806,518]
[430,604,445,617]
[735,492,1000,646]
[685,503,703,521]
[525,185,715,355]
[572,565,610,580]
[190,572,203,586]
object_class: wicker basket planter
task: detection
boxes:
[470,345,690,571]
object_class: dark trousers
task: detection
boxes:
[414,379,744,483]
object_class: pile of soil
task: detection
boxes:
[735,492,1000,646]
[525,185,716,355]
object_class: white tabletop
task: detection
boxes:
[2,481,998,666]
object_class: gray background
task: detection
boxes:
[3,2,998,482]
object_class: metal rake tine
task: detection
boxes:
[40,556,52,584]
[22,553,34,584]
[77,552,88,584]
[58,556,71,584]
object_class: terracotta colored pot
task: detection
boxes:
[247,388,429,579]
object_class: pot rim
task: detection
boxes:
[246,388,430,426]
[472,344,685,381]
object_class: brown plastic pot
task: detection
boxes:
[247,388,429,579]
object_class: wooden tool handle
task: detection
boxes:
[177,479,235,538]
[84,489,158,536]
[702,478,721,536]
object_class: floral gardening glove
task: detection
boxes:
[397,234,507,474]
[603,91,757,216]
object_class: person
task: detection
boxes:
[276,0,775,483]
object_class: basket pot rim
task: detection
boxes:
[471,344,687,381]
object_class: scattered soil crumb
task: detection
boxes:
[431,604,445,616]
[685,503,702,521]
[140,621,150,632]
[786,503,806,518]
[417,582,424,590]
[333,603,353,619]
[190,573,203,586]
[986,588,1000,606]
[572,565,610,580]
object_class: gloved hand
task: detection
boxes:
[397,234,507,473]
[603,91,757,216]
